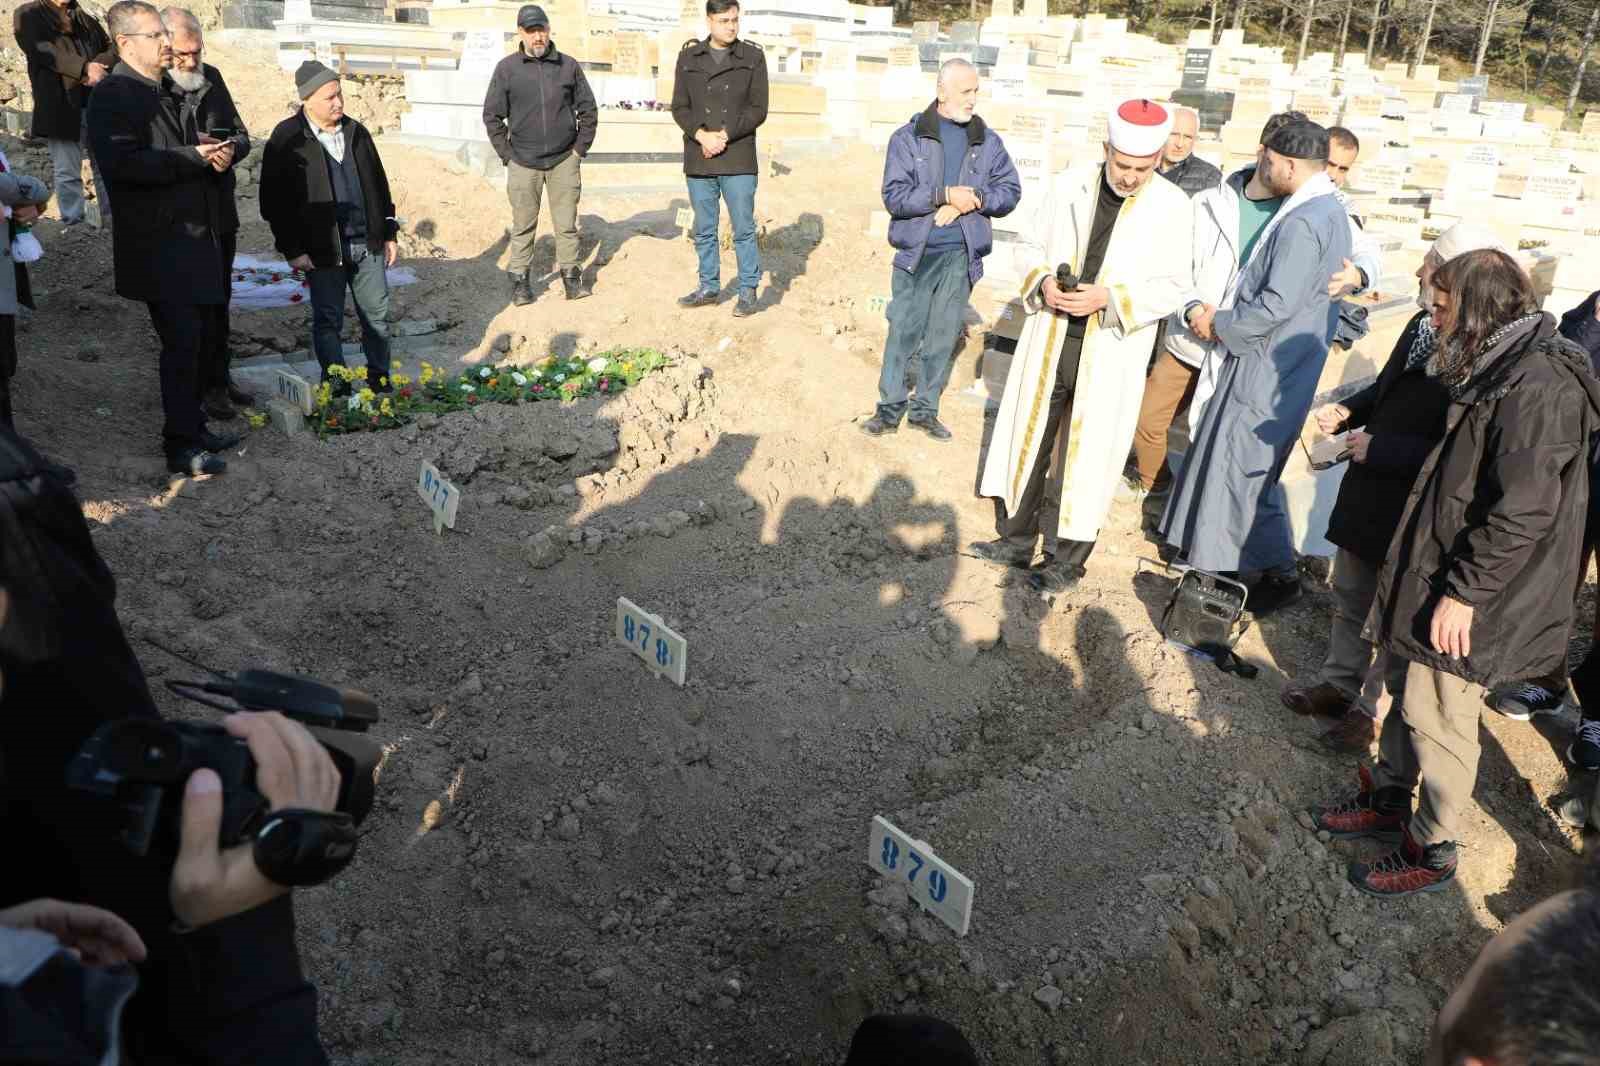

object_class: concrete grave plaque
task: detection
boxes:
[1438,93,1474,115]
[991,0,1014,16]
[822,44,851,72]
[1479,118,1525,142]
[1445,161,1498,200]
[888,45,918,69]
[949,20,979,44]
[995,44,1028,71]
[460,30,504,69]
[674,206,693,232]
[1009,110,1049,141]
[611,33,647,76]
[1342,71,1377,95]
[1346,94,1383,119]
[276,369,313,415]
[1457,75,1488,98]
[867,816,975,937]
[1582,111,1600,137]
[1355,161,1406,194]
[1530,147,1574,175]
[1464,144,1501,167]
[911,20,939,44]
[1526,173,1581,204]
[1009,140,1049,187]
[1407,157,1449,191]
[615,597,687,686]
[1182,47,1212,91]
[416,460,459,535]
[791,22,815,48]
[1476,100,1526,121]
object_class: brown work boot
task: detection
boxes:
[1319,707,1379,754]
[1281,680,1353,720]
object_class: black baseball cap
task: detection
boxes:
[517,4,548,27]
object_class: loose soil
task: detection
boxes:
[10,35,1595,1066]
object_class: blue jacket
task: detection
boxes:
[882,103,1021,285]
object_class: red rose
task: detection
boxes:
[289,293,303,303]
[467,395,478,404]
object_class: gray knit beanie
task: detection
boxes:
[295,60,338,101]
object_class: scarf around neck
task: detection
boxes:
[1428,311,1543,398]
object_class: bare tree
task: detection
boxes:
[1366,0,1383,63]
[1232,0,1247,30]
[1567,2,1600,119]
[1408,0,1438,76]
[1209,0,1222,40]
[1336,0,1356,65]
[1295,0,1317,68]
[1473,0,1500,75]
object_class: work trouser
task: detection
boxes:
[1320,548,1407,718]
[201,232,237,395]
[506,152,582,275]
[1130,349,1197,489]
[1373,660,1487,845]
[48,115,109,224]
[308,243,391,386]
[146,301,209,456]
[686,173,760,293]
[874,247,970,425]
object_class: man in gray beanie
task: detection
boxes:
[259,59,399,390]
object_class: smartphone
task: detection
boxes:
[207,127,238,140]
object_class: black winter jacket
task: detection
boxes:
[482,42,597,169]
[1368,314,1600,687]
[11,0,114,142]
[172,64,251,236]
[1325,312,1453,565]
[260,110,397,269]
[670,37,767,177]
[1157,152,1222,197]
[1559,290,1600,373]
[85,63,229,305]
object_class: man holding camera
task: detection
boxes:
[161,6,252,422]
[483,4,597,307]
[86,0,240,477]
[0,427,335,1061]
[973,99,1192,594]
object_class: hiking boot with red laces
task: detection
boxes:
[1312,765,1408,842]
[1348,828,1458,898]
[1282,680,1353,720]
[1319,707,1379,755]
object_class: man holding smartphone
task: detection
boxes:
[161,6,251,422]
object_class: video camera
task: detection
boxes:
[67,651,381,887]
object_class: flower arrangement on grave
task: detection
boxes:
[605,100,669,111]
[310,347,670,436]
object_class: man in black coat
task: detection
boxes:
[162,6,252,422]
[1155,105,1220,197]
[1281,224,1508,755]
[12,0,116,224]
[260,61,399,392]
[86,0,238,476]
[670,0,767,317]
[1314,250,1600,898]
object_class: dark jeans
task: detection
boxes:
[0,314,15,428]
[201,232,237,395]
[308,244,391,385]
[146,301,208,456]
[875,247,971,425]
[992,334,1095,566]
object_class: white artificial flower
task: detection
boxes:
[478,366,492,379]
[554,373,565,382]
[512,372,528,386]
[461,384,476,393]
[529,367,542,379]
[346,394,362,411]
[587,357,608,373]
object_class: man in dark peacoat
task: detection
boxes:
[86,3,237,475]
[670,0,767,317]
[13,0,116,223]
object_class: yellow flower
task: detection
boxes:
[379,376,388,388]
[379,398,394,417]
[355,366,369,381]
[419,364,434,385]
[328,364,349,381]
[391,372,411,388]
[622,361,634,372]
[488,377,499,388]
[316,382,333,406]
[358,387,375,404]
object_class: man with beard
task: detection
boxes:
[971,99,1193,593]
[87,0,240,475]
[1158,119,1351,614]
[483,4,596,306]
[161,6,251,422]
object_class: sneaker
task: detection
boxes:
[1348,828,1458,898]
[1491,681,1565,721]
[168,448,226,476]
[200,428,242,452]
[561,267,588,301]
[967,539,1034,568]
[859,416,898,437]
[1319,707,1379,754]
[1247,573,1302,616]
[1281,680,1354,720]
[1312,765,1407,841]
[202,388,237,421]
[509,272,533,307]
[907,417,952,441]
[678,287,718,308]
[1026,558,1086,594]
[732,288,758,317]
[1569,718,1600,771]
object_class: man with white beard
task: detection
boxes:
[160,6,250,421]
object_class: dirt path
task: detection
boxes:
[8,38,1594,1066]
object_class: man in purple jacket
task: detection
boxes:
[859,58,1020,442]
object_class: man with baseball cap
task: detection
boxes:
[1159,118,1352,614]
[973,99,1193,594]
[483,3,596,306]
[260,59,400,391]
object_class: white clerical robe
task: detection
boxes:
[979,163,1194,543]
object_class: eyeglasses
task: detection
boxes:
[122,29,171,40]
